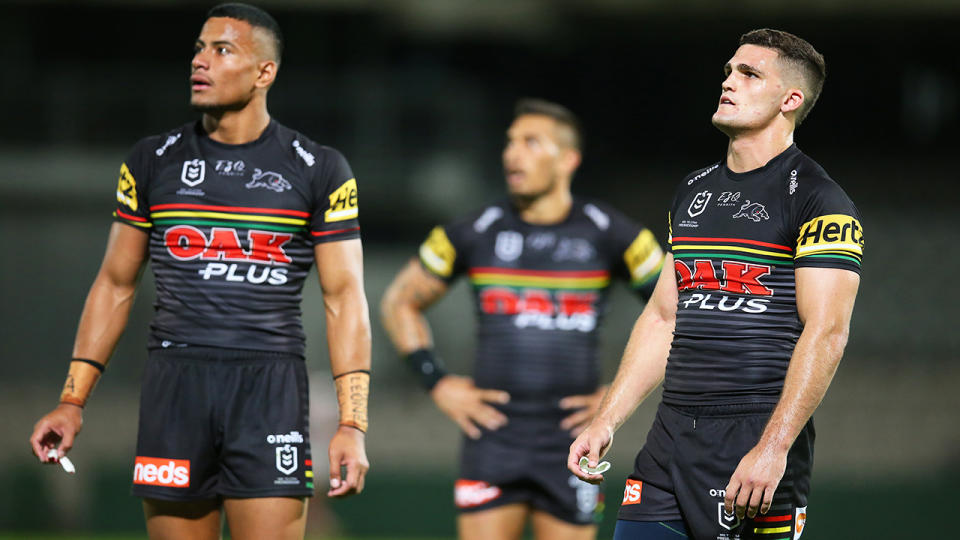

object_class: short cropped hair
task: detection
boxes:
[207,3,283,64]
[740,29,826,125]
[514,98,583,151]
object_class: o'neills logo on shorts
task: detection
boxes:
[454,479,501,508]
[133,457,190,487]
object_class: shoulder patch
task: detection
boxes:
[116,163,138,211]
[325,179,359,222]
[154,132,182,157]
[292,139,315,167]
[473,207,503,233]
[583,203,610,231]
[420,226,457,278]
[624,229,664,286]
[795,214,864,263]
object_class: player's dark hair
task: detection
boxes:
[207,3,283,64]
[514,98,583,151]
[739,28,825,125]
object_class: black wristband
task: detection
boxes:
[72,358,106,373]
[404,348,447,391]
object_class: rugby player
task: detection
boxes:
[568,29,864,540]
[29,4,371,539]
[381,99,665,540]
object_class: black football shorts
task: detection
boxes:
[617,402,814,540]
[455,399,601,526]
[131,346,315,500]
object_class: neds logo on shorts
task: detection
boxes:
[622,479,643,505]
[133,457,190,487]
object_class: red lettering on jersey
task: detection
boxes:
[165,226,206,260]
[480,288,520,315]
[692,260,721,290]
[720,261,773,296]
[675,260,694,291]
[521,289,554,315]
[201,227,246,261]
[248,231,294,264]
[557,292,598,315]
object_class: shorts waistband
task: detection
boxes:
[665,402,774,417]
[148,345,302,363]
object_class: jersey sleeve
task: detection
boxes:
[418,220,472,284]
[607,208,664,301]
[113,139,154,230]
[792,178,864,274]
[309,148,361,244]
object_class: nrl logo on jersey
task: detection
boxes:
[687,190,712,217]
[732,200,770,222]
[246,168,292,193]
[495,231,523,262]
[275,444,298,475]
[181,159,206,186]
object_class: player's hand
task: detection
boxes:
[723,443,788,519]
[327,425,369,498]
[430,375,509,439]
[30,404,83,463]
[567,421,613,485]
[559,385,608,436]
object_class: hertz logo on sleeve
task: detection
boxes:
[624,229,664,286]
[116,163,138,211]
[419,226,456,278]
[324,178,358,222]
[795,214,864,256]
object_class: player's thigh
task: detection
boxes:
[143,498,221,540]
[613,519,689,539]
[457,502,529,540]
[531,509,596,540]
[223,496,308,540]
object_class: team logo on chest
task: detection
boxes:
[181,159,206,186]
[732,200,770,222]
[495,231,523,261]
[246,168,292,193]
[688,190,712,217]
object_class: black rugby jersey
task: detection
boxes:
[113,120,361,357]
[665,144,863,405]
[419,198,664,402]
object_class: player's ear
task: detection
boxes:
[560,147,582,175]
[255,60,278,89]
[781,87,804,115]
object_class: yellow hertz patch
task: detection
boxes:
[325,178,359,222]
[116,163,138,211]
[624,229,664,285]
[795,214,864,257]
[419,226,456,278]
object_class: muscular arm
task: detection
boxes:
[725,266,860,518]
[314,238,373,497]
[568,253,679,480]
[379,258,448,354]
[30,222,148,461]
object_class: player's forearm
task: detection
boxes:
[380,297,434,354]
[325,283,373,374]
[594,307,674,433]
[72,272,139,364]
[759,322,849,452]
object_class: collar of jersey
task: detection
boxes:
[194,118,277,150]
[721,143,799,183]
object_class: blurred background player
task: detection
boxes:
[29,3,371,539]
[569,29,864,539]
[381,98,664,540]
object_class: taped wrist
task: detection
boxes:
[334,370,369,432]
[404,348,447,391]
[59,358,106,407]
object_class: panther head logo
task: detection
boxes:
[246,168,292,193]
[732,200,770,222]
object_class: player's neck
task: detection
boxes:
[515,185,573,225]
[201,100,271,145]
[725,125,794,173]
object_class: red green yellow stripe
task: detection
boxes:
[150,210,307,226]
[671,236,792,251]
[115,210,152,228]
[312,227,360,237]
[469,267,610,289]
[150,203,309,217]
[753,514,791,523]
[753,525,791,534]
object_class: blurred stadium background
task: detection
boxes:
[1,0,958,538]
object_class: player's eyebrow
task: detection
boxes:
[723,62,764,77]
[194,39,238,49]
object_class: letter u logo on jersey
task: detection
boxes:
[181,159,206,186]
[688,191,712,217]
[495,231,523,262]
